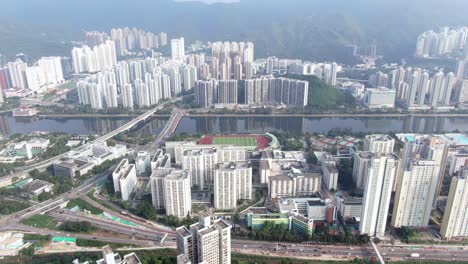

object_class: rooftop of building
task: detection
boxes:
[291,213,313,224]
[307,200,326,206]
[152,149,164,162]
[102,245,113,256]
[216,161,251,170]
[123,252,141,264]
[365,134,394,141]
[213,219,231,230]
[119,164,135,181]
[198,226,217,236]
[183,148,216,156]
[166,170,190,180]
[20,179,53,193]
[269,172,321,181]
[342,197,363,205]
[248,207,269,214]
[176,226,192,237]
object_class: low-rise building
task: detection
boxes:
[338,197,363,219]
[20,179,54,198]
[53,159,93,179]
[363,87,396,109]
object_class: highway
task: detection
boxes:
[0,168,111,227]
[47,210,167,243]
[3,224,155,247]
[81,195,174,234]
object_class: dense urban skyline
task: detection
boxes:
[0,1,468,264]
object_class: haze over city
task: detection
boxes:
[0,1,468,264]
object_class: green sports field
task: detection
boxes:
[212,136,257,147]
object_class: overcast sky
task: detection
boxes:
[175,0,240,4]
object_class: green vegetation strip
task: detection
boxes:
[86,191,120,213]
[66,198,103,214]
[0,199,30,215]
[76,239,131,249]
[21,215,58,229]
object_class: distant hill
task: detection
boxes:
[1,0,467,62]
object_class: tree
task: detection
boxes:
[233,212,240,224]
[19,245,35,258]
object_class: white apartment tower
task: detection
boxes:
[360,154,398,237]
[176,212,231,264]
[363,134,395,154]
[391,160,439,228]
[352,151,373,189]
[440,167,468,240]
[112,159,137,201]
[182,148,217,189]
[171,38,186,61]
[213,162,252,210]
[150,169,192,218]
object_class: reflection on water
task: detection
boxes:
[1,114,467,139]
[175,116,468,135]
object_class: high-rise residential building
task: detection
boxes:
[360,154,398,237]
[171,38,186,61]
[85,31,109,46]
[321,154,338,191]
[121,83,134,109]
[391,160,439,228]
[160,32,168,46]
[135,151,151,175]
[112,159,137,201]
[244,61,252,80]
[217,80,238,104]
[25,66,45,91]
[37,56,64,85]
[243,77,308,107]
[0,67,11,90]
[415,27,468,57]
[194,79,216,108]
[213,162,252,210]
[182,148,218,189]
[176,212,231,264]
[353,152,373,189]
[71,40,117,73]
[150,169,191,218]
[448,149,468,175]
[269,173,321,198]
[400,135,449,196]
[135,78,150,107]
[363,134,395,154]
[440,167,468,240]
[7,59,28,89]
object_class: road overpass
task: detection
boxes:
[0,97,184,187]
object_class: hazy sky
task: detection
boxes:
[175,0,240,3]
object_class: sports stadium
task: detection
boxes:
[198,133,278,150]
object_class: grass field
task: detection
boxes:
[213,137,257,147]
[22,214,58,229]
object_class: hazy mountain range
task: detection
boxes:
[1,0,467,63]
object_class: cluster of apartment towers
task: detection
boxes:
[354,134,468,240]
